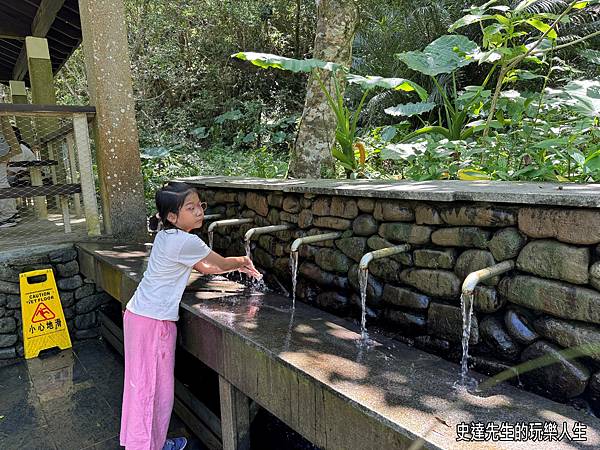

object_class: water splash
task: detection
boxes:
[289,251,299,309]
[244,240,252,258]
[358,267,370,342]
[250,276,267,291]
[208,230,214,249]
[459,291,477,388]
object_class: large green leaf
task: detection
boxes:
[232,52,342,73]
[331,147,356,170]
[585,149,600,172]
[214,109,243,124]
[141,146,170,159]
[380,141,427,160]
[525,19,557,40]
[396,35,480,76]
[505,69,546,81]
[580,49,600,65]
[384,102,436,117]
[448,14,494,32]
[345,74,428,100]
[191,126,208,139]
[234,53,428,99]
[564,80,600,118]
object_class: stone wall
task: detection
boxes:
[0,245,112,360]
[196,187,600,414]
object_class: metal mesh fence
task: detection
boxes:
[0,109,102,250]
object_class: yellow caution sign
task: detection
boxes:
[20,269,72,359]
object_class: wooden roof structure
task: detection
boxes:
[0,0,82,84]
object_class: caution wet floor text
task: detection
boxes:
[20,269,72,359]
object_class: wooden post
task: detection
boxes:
[79,0,147,238]
[60,196,72,233]
[65,133,82,217]
[219,376,251,450]
[72,113,101,236]
[25,37,57,160]
[47,142,60,209]
[8,81,35,213]
[29,166,47,218]
[8,81,35,146]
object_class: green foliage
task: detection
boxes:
[51,0,600,202]
[141,143,288,210]
[396,35,480,76]
[234,51,431,177]
[232,52,341,72]
[384,102,437,118]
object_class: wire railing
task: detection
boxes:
[0,104,102,250]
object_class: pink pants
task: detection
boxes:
[120,310,177,450]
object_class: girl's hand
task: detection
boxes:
[239,256,262,280]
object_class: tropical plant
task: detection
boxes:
[232,52,428,177]
[383,34,500,148]
[449,0,600,135]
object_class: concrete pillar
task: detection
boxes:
[25,37,57,105]
[79,0,146,238]
[8,81,35,146]
[25,37,57,159]
[219,376,251,450]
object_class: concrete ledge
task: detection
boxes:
[177,176,600,208]
[77,242,600,449]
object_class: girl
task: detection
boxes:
[120,181,261,450]
[0,117,22,228]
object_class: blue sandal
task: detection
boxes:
[162,437,187,450]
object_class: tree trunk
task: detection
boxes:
[288,0,358,179]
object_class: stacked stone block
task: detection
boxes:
[197,188,600,412]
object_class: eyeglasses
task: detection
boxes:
[185,201,208,214]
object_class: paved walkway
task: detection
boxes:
[0,339,205,450]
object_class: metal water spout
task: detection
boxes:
[244,224,296,243]
[289,232,343,309]
[358,244,411,342]
[207,218,254,249]
[359,244,411,270]
[290,232,343,252]
[459,260,515,387]
[244,224,296,258]
[462,260,515,295]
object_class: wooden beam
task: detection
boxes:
[12,49,27,81]
[12,0,67,81]
[176,380,222,440]
[0,103,96,117]
[0,183,81,200]
[32,0,67,38]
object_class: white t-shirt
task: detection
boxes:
[126,229,211,321]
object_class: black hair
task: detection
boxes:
[155,181,199,230]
